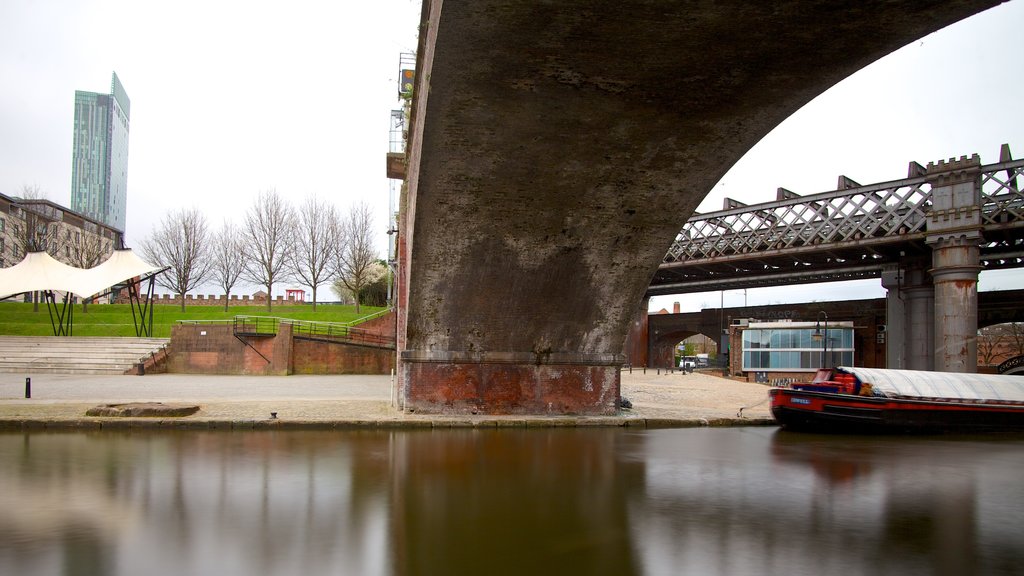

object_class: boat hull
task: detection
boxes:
[770,388,1024,434]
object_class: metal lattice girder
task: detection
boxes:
[655,158,1024,294]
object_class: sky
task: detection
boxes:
[0,0,1021,304]
[0,0,421,295]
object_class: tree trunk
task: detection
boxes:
[32,291,39,313]
[266,284,273,312]
[224,291,230,312]
[312,286,317,311]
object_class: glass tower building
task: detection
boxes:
[71,72,130,232]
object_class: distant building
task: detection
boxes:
[729,320,856,378]
[71,72,130,232]
[0,192,122,302]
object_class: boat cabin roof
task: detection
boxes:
[838,366,1024,403]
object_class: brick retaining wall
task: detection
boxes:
[168,322,394,375]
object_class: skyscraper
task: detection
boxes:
[71,72,130,232]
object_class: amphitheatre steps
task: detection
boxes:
[0,336,170,375]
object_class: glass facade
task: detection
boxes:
[742,326,854,371]
[71,72,129,232]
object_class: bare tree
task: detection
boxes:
[65,227,113,313]
[242,189,295,312]
[15,185,61,256]
[140,208,212,311]
[1005,322,1024,358]
[65,230,110,269]
[15,185,62,311]
[978,324,1010,366]
[210,220,246,312]
[334,202,378,314]
[292,195,338,311]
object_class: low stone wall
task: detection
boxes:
[168,322,394,375]
[118,293,302,307]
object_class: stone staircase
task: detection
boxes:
[0,336,170,375]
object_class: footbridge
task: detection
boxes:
[395,0,1008,415]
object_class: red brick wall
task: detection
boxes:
[168,322,394,375]
[356,311,396,338]
[293,339,394,375]
[168,323,293,375]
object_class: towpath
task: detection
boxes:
[0,370,775,429]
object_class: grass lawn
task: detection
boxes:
[0,301,388,338]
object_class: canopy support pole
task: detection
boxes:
[44,290,73,336]
[127,275,157,337]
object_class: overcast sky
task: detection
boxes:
[0,0,421,295]
[0,0,1021,305]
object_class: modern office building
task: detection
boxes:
[71,72,130,232]
[736,320,856,373]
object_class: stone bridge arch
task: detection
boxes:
[398,0,1007,415]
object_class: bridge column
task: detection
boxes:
[880,264,906,369]
[883,259,934,371]
[904,265,936,371]
[926,155,983,373]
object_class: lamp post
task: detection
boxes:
[814,310,829,368]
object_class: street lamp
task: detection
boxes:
[813,310,829,368]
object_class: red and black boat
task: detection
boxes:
[770,366,1024,433]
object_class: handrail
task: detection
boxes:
[349,307,394,325]
[234,316,279,336]
[174,311,396,348]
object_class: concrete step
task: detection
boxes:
[0,364,133,375]
[0,336,170,375]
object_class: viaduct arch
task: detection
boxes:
[397,0,1007,415]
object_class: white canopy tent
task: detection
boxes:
[0,250,162,299]
[0,249,165,336]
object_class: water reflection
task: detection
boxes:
[0,428,1022,575]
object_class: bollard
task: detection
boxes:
[25,377,31,399]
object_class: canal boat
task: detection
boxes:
[769,366,1024,433]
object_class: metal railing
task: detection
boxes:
[289,321,395,348]
[178,310,396,349]
[234,315,279,336]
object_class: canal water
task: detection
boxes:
[1,427,1022,576]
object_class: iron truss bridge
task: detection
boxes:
[650,153,1024,296]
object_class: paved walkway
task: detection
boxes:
[0,370,776,429]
